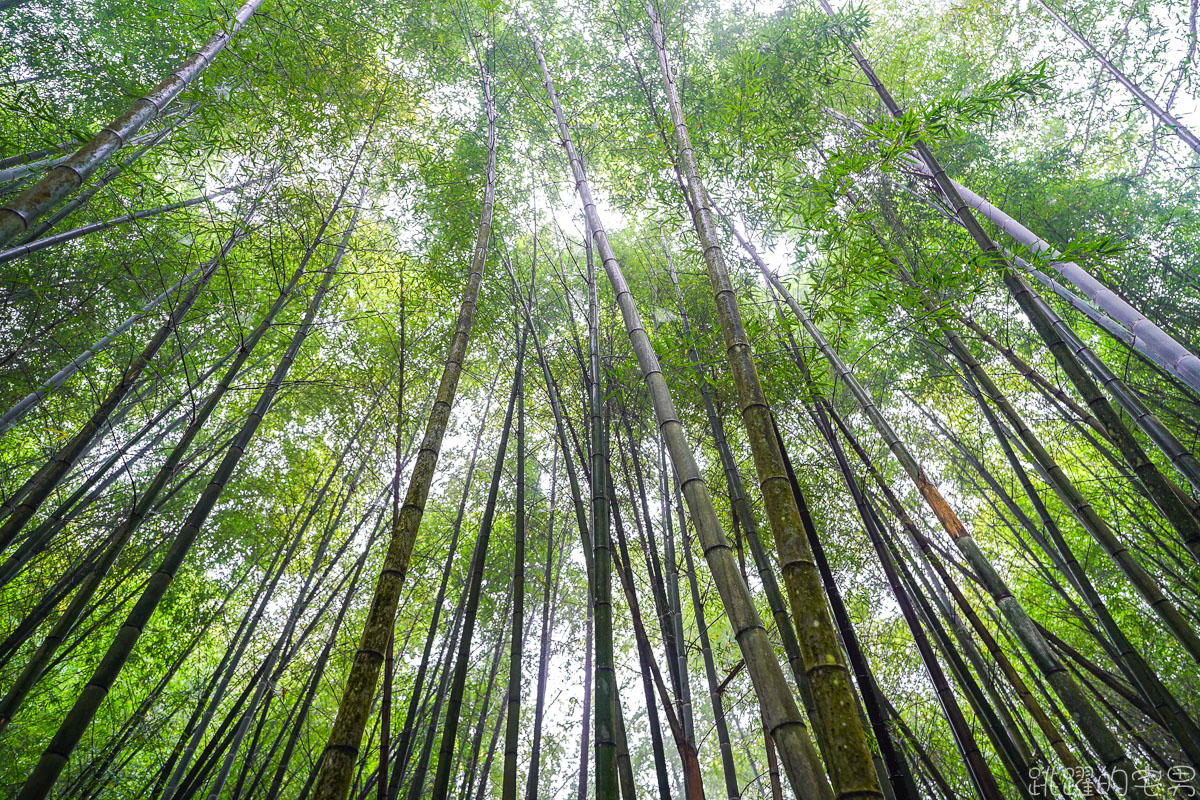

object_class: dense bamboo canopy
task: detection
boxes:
[2,0,1199,797]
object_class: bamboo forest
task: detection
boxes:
[4,0,1200,795]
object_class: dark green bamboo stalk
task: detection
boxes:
[0,179,272,552]
[526,456,562,800]
[744,227,1150,800]
[13,180,358,800]
[679,476,742,800]
[502,314,528,800]
[648,9,878,795]
[770,417,921,800]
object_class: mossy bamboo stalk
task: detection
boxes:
[746,228,1146,799]
[312,70,496,800]
[648,9,879,796]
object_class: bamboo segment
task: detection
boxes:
[902,158,1200,401]
[502,313,528,800]
[13,181,361,800]
[0,178,273,552]
[0,180,261,265]
[648,8,880,798]
[1035,0,1200,155]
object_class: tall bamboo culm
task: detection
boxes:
[13,178,363,800]
[740,225,1152,800]
[647,8,880,797]
[312,64,497,800]
[0,0,267,246]
[526,25,834,800]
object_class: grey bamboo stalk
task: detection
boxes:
[823,4,1200,558]
[13,182,353,800]
[679,478,742,800]
[1036,0,1200,155]
[19,111,192,245]
[0,154,74,187]
[312,67,496,800]
[0,179,261,265]
[0,142,76,172]
[526,25,833,800]
[647,8,880,797]
[911,157,1200,400]
[0,0,267,246]
[824,108,1200,401]
[885,157,1200,496]
[741,226,1152,800]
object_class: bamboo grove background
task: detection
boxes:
[1,0,1199,796]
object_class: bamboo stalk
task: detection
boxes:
[527,24,833,800]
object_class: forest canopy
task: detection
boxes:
[1,0,1199,797]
